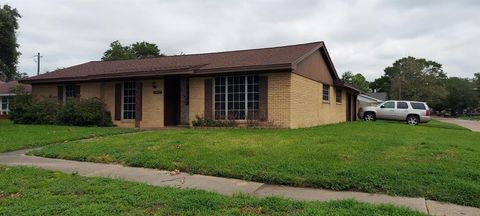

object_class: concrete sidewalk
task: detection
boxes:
[1,149,479,216]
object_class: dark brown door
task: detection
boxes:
[164,77,181,126]
[346,93,352,121]
[352,95,357,121]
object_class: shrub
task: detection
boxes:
[191,115,237,127]
[57,98,113,126]
[9,91,112,127]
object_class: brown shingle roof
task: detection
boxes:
[0,81,32,94]
[22,42,325,83]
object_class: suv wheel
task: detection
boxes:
[406,115,419,125]
[364,112,376,121]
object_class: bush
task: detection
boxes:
[191,115,237,127]
[57,98,113,126]
[9,90,112,127]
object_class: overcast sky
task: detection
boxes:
[5,0,480,80]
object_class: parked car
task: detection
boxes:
[358,100,431,125]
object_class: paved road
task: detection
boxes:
[1,149,479,216]
[434,117,480,132]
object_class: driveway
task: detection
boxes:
[434,117,480,132]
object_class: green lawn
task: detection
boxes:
[0,120,134,152]
[30,120,480,207]
[0,166,424,216]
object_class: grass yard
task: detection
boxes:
[31,120,480,208]
[0,120,134,152]
[0,166,425,216]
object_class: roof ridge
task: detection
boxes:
[89,41,324,63]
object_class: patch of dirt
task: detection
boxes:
[145,203,163,214]
[0,192,22,199]
[240,206,263,214]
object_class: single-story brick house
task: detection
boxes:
[21,42,359,128]
[0,80,32,117]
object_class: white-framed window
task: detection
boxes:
[123,81,136,120]
[214,75,259,120]
[0,96,10,115]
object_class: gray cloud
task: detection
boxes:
[6,0,480,80]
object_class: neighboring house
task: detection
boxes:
[358,94,384,108]
[21,42,359,128]
[0,80,32,116]
[366,92,387,101]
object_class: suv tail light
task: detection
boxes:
[426,109,431,116]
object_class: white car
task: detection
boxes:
[358,100,431,125]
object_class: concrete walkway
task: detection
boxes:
[435,117,480,132]
[1,149,479,216]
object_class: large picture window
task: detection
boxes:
[123,82,136,120]
[214,75,259,120]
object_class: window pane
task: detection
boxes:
[323,84,330,101]
[383,102,395,108]
[123,82,136,119]
[214,75,259,120]
[411,102,426,110]
[397,102,408,109]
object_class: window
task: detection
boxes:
[0,96,9,115]
[381,101,395,108]
[397,102,408,109]
[65,85,80,100]
[323,84,330,102]
[335,88,342,103]
[123,82,136,119]
[214,75,259,120]
[410,102,427,110]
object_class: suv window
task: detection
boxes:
[410,102,426,110]
[397,102,408,109]
[381,101,395,109]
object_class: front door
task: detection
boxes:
[164,77,181,126]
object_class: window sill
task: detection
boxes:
[323,101,330,104]
[336,102,342,105]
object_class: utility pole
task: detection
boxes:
[34,52,43,75]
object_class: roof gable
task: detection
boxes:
[292,45,340,85]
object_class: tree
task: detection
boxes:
[474,73,480,91]
[444,77,479,116]
[101,40,135,61]
[370,76,390,93]
[0,5,21,81]
[385,57,448,109]
[341,71,370,92]
[101,40,163,61]
[131,42,164,59]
